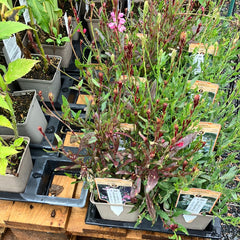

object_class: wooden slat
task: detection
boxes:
[0,200,13,227]
[48,175,76,198]
[63,132,83,147]
[4,175,75,233]
[67,183,127,238]
[76,95,94,105]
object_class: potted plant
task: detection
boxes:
[26,0,72,68]
[39,0,239,238]
[0,23,41,191]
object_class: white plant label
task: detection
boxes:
[3,35,21,62]
[75,1,79,12]
[107,188,123,216]
[64,12,70,35]
[183,197,208,223]
[19,0,30,23]
[193,53,204,75]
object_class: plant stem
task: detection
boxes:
[28,7,49,72]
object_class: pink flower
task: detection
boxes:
[176,142,184,147]
[83,28,87,34]
[108,11,126,32]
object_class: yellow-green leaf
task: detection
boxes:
[0,95,10,111]
[0,158,8,175]
[5,59,39,84]
[0,115,13,129]
[0,21,32,40]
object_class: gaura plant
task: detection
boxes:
[40,0,240,238]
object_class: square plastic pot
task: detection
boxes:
[90,193,139,222]
[0,136,33,193]
[0,90,47,144]
[17,55,62,102]
[41,42,72,68]
[165,209,214,230]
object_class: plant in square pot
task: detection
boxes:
[39,0,240,238]
[0,5,63,102]
[58,0,81,41]
[0,58,41,192]
[25,0,73,68]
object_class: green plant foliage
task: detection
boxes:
[0,21,32,39]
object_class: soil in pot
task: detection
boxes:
[3,136,27,176]
[0,91,34,124]
[22,56,60,80]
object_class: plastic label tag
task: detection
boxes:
[19,0,30,23]
[183,197,207,222]
[193,53,204,75]
[3,35,21,62]
[107,188,123,216]
[64,12,70,35]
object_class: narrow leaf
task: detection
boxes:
[145,167,160,193]
[146,193,156,222]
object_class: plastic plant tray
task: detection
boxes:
[0,150,88,207]
[56,73,91,111]
[30,112,85,150]
[85,201,222,239]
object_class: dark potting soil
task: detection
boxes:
[23,56,59,80]
[0,91,34,124]
[4,136,27,176]
[37,25,68,46]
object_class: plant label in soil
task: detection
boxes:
[64,12,70,35]
[197,122,221,154]
[188,80,219,104]
[95,178,132,203]
[19,0,30,23]
[192,53,204,75]
[175,188,222,222]
[107,188,123,216]
[3,35,21,62]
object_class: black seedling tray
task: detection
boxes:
[0,150,88,207]
[30,111,85,150]
[85,202,222,239]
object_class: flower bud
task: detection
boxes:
[194,94,200,108]
[38,126,45,137]
[182,160,188,171]
[98,72,103,84]
[163,103,168,114]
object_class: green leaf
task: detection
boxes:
[27,0,51,34]
[0,0,12,9]
[0,115,13,129]
[5,59,39,84]
[0,146,18,159]
[0,64,7,74]
[52,27,57,37]
[0,75,6,91]
[88,136,97,144]
[54,133,63,148]
[0,95,11,111]
[46,38,54,43]
[61,37,70,42]
[0,158,8,175]
[13,137,24,147]
[0,21,32,40]
[92,78,100,88]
